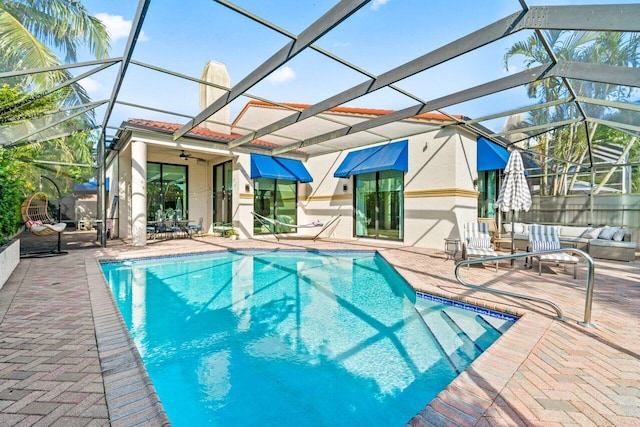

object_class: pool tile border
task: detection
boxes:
[416,291,519,322]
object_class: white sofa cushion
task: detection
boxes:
[504,222,527,234]
[558,226,590,238]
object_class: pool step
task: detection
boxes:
[441,310,504,352]
[414,300,509,373]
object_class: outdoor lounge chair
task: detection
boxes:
[462,222,499,271]
[528,225,579,279]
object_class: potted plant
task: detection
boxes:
[225,228,239,240]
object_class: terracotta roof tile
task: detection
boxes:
[124,118,279,149]
[238,100,463,122]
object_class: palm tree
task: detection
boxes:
[0,0,110,115]
[0,1,109,215]
[504,30,640,196]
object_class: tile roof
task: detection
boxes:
[123,118,279,149]
[235,100,465,123]
[123,99,466,153]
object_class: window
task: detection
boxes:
[354,170,404,240]
[147,162,188,220]
[254,178,297,234]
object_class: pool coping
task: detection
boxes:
[87,258,170,426]
[89,247,537,426]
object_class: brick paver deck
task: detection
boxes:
[1,231,638,426]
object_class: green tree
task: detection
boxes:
[0,83,95,242]
[504,30,640,195]
[0,0,110,115]
[0,1,110,241]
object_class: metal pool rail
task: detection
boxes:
[454,249,596,328]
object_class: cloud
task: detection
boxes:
[79,77,102,93]
[371,0,389,11]
[96,13,148,42]
[267,66,295,83]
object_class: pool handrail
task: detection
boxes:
[454,248,595,328]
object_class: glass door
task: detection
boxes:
[354,170,403,240]
[354,172,377,237]
[213,161,233,224]
[377,170,403,239]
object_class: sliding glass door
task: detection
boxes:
[354,170,403,240]
[254,178,297,234]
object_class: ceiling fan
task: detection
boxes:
[179,150,206,161]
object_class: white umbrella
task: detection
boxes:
[496,150,532,264]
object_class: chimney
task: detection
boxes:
[199,60,231,135]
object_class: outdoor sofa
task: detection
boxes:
[501,223,637,262]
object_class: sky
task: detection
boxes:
[71,0,638,138]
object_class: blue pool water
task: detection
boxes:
[101,250,515,426]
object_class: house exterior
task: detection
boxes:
[107,61,508,248]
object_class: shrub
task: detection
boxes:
[0,153,24,243]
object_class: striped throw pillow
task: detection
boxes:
[531,240,559,251]
[467,237,491,248]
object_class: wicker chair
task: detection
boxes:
[21,192,67,237]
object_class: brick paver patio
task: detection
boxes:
[1,231,638,425]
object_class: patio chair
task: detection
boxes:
[188,217,204,237]
[462,222,499,272]
[20,191,67,257]
[478,217,499,242]
[21,192,67,237]
[528,225,579,279]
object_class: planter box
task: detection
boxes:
[0,239,20,290]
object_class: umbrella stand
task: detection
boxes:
[510,210,515,266]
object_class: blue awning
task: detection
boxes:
[250,154,313,183]
[334,140,408,178]
[477,137,510,171]
[73,177,110,193]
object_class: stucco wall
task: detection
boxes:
[301,129,479,249]
[235,153,254,239]
[0,240,20,290]
[114,126,481,247]
[116,144,131,239]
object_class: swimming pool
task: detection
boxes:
[101,250,516,426]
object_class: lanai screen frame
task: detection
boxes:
[0,0,638,247]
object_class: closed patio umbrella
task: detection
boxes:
[496,150,532,265]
